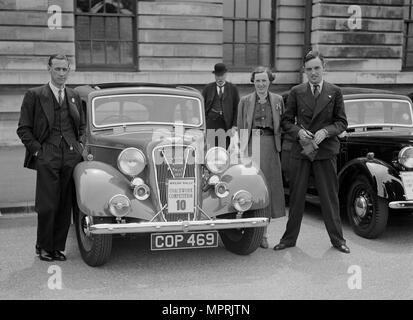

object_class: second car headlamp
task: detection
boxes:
[117,147,146,177]
[398,147,413,169]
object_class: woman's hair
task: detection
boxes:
[250,66,275,83]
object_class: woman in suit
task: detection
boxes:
[237,66,286,248]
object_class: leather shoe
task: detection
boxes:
[273,242,295,251]
[260,237,269,249]
[52,251,67,261]
[35,244,40,255]
[333,244,350,254]
[38,249,54,262]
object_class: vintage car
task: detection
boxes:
[282,87,413,239]
[73,83,269,266]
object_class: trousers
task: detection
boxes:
[35,140,82,251]
[280,157,346,246]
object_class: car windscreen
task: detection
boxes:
[345,99,413,127]
[92,94,203,128]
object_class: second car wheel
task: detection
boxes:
[346,176,388,239]
[74,208,112,267]
[219,209,266,255]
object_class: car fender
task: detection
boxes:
[339,158,404,202]
[73,161,155,220]
[202,164,270,217]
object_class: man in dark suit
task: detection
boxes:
[202,63,240,148]
[17,54,85,261]
[274,50,350,253]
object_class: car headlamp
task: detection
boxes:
[398,147,413,169]
[231,190,252,212]
[117,148,146,177]
[108,194,131,217]
[205,147,230,174]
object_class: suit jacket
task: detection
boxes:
[202,81,240,128]
[237,91,284,154]
[16,84,86,170]
[281,81,347,160]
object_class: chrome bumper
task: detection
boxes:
[389,201,413,209]
[88,217,269,235]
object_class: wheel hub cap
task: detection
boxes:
[354,196,368,218]
[82,216,92,236]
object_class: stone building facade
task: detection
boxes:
[0,0,412,145]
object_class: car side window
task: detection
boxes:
[345,99,413,127]
[344,102,361,125]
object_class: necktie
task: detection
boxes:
[218,86,223,98]
[58,89,63,106]
[313,84,320,100]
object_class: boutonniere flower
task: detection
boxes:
[71,98,75,103]
[328,95,332,99]
[275,103,281,110]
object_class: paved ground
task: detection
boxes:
[1,205,412,300]
[0,145,35,211]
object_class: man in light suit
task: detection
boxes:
[274,50,350,253]
[17,54,85,261]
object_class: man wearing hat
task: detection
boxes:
[202,63,240,148]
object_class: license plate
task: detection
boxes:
[150,231,218,251]
[167,178,195,214]
[400,172,413,199]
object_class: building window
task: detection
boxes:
[223,0,275,71]
[74,0,136,70]
[404,0,413,70]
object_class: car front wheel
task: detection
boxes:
[219,209,266,255]
[346,176,388,239]
[74,209,112,267]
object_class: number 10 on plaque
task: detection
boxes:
[167,179,195,214]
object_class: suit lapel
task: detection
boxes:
[66,88,80,130]
[39,85,54,128]
[297,83,315,113]
[311,82,333,121]
[269,93,280,133]
[246,93,255,136]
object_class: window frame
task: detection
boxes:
[73,0,138,71]
[223,0,276,71]
[403,0,413,70]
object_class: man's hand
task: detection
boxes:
[298,128,314,141]
[314,129,328,144]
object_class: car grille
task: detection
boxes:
[153,145,197,222]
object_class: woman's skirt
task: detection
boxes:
[249,135,286,219]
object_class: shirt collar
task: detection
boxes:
[49,81,65,98]
[309,80,323,93]
[216,82,226,88]
[255,92,269,104]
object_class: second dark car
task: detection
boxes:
[282,87,413,239]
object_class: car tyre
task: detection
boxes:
[219,209,266,255]
[346,176,388,239]
[74,208,112,267]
